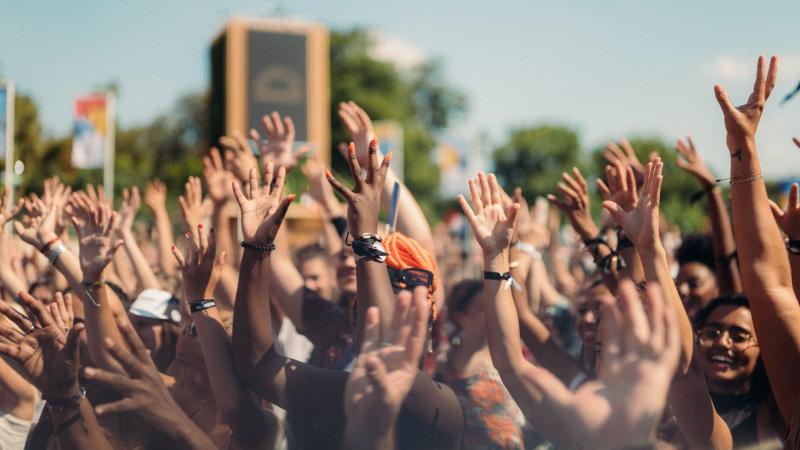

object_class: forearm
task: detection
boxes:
[121,229,161,290]
[192,307,268,436]
[706,187,742,294]
[111,245,139,296]
[0,266,27,298]
[74,268,127,373]
[638,245,694,371]
[730,142,800,421]
[266,226,305,328]
[511,255,583,384]
[355,259,395,349]
[159,414,217,450]
[153,209,177,277]
[670,359,733,450]
[232,250,274,372]
[790,254,800,302]
[211,203,233,260]
[50,397,114,450]
[482,252,526,372]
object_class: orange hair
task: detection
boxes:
[383,232,438,321]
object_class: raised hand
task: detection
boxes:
[232,161,295,245]
[249,111,310,171]
[14,185,70,249]
[301,156,343,218]
[82,318,214,449]
[325,140,392,236]
[676,135,716,187]
[69,194,123,281]
[172,224,224,301]
[344,286,429,445]
[0,292,84,399]
[220,131,259,183]
[119,186,141,233]
[714,55,778,151]
[524,279,680,449]
[203,147,232,205]
[178,176,204,232]
[770,183,800,240]
[143,180,167,213]
[603,159,664,251]
[1,187,23,226]
[338,101,378,168]
[604,138,646,184]
[596,160,639,212]
[457,172,520,258]
[547,168,598,240]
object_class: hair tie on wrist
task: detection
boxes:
[190,299,217,313]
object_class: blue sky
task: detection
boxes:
[1,0,799,178]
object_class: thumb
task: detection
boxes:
[602,200,625,226]
[714,85,736,115]
[768,200,784,222]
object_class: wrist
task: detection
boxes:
[483,251,509,272]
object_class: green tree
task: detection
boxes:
[493,124,582,200]
[329,29,466,217]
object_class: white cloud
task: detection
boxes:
[368,31,425,71]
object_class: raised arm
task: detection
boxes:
[676,136,742,294]
[0,293,113,450]
[715,55,800,422]
[603,160,732,449]
[119,186,161,291]
[143,180,176,277]
[338,101,435,255]
[174,224,279,449]
[325,139,394,347]
[343,287,428,450]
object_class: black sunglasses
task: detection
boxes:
[387,267,433,291]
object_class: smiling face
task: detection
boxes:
[575,284,612,348]
[697,304,760,394]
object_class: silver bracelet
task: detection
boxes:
[46,242,67,265]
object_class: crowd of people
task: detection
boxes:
[0,54,798,449]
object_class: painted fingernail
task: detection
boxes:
[171,245,175,250]
[369,137,378,148]
[288,194,297,202]
[348,143,356,155]
[324,169,332,178]
[198,224,203,229]
[386,152,393,162]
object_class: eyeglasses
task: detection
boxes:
[387,267,433,292]
[696,325,758,351]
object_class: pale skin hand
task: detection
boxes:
[179,176,204,232]
[525,279,680,449]
[676,135,717,187]
[143,180,167,214]
[221,131,259,183]
[459,172,520,259]
[249,111,310,171]
[0,187,23,226]
[119,186,141,233]
[301,156,344,218]
[338,101,377,167]
[203,147,232,205]
[596,159,639,212]
[69,194,124,281]
[14,186,71,249]
[602,159,664,251]
[604,138,646,184]
[344,287,429,450]
[172,224,224,301]
[232,161,295,245]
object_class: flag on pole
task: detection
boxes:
[72,94,111,169]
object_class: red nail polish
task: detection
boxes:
[370,137,378,148]
[324,169,332,178]
[348,143,356,155]
[199,224,203,229]
[386,152,394,162]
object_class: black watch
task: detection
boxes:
[786,238,800,256]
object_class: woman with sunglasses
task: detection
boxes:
[694,296,785,448]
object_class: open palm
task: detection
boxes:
[458,172,519,257]
[603,159,663,250]
[232,161,294,244]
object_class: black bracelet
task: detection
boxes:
[617,235,634,251]
[190,299,217,313]
[346,232,388,262]
[241,241,276,253]
[717,250,738,263]
[583,236,612,252]
[484,271,512,281]
[786,239,800,256]
[45,387,86,411]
